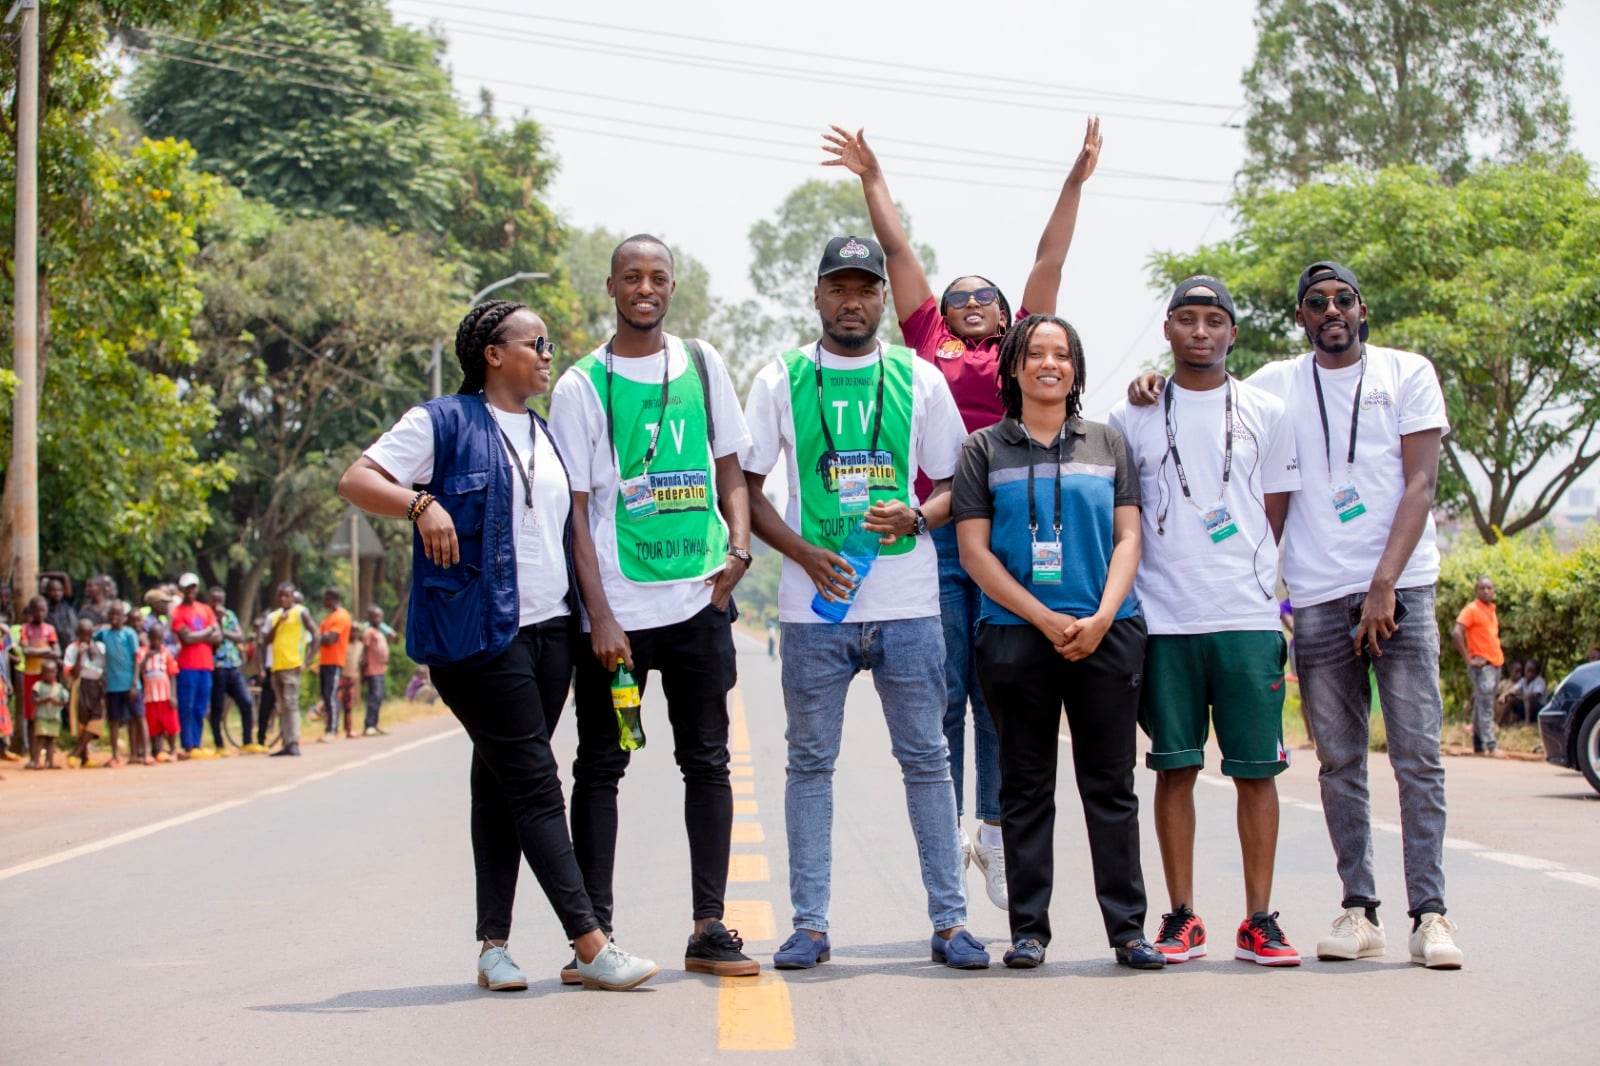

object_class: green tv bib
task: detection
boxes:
[783,344,916,558]
[578,341,728,585]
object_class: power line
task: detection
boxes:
[400,0,1241,112]
[140,28,1235,188]
[388,7,1245,130]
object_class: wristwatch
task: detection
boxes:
[911,507,929,537]
[727,546,754,567]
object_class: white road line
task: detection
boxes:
[1477,852,1565,872]
[0,727,460,884]
[1548,871,1600,890]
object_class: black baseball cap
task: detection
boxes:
[818,235,887,282]
[1297,260,1368,341]
[1167,275,1237,323]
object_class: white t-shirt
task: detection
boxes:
[365,402,572,626]
[546,336,751,633]
[741,342,967,624]
[1109,376,1300,634]
[1247,345,1449,608]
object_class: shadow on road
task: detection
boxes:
[249,980,574,1012]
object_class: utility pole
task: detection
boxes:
[429,339,442,399]
[8,0,39,608]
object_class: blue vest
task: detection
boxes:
[404,394,575,666]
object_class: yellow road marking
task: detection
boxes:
[732,780,754,795]
[728,687,750,753]
[727,854,770,882]
[718,974,794,1052]
[734,799,759,816]
[722,899,775,940]
[731,764,754,778]
[732,752,752,764]
[730,822,765,845]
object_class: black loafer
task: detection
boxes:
[1115,938,1166,970]
[1004,938,1046,969]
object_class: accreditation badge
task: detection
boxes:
[1200,503,1239,544]
[1331,482,1367,523]
[837,470,871,516]
[1031,539,1063,585]
[619,475,658,519]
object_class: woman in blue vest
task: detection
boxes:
[339,300,657,993]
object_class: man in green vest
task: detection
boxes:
[742,235,988,970]
[549,234,759,980]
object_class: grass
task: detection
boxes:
[1283,678,1543,756]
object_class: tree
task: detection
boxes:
[746,178,937,347]
[1241,0,1570,187]
[1149,158,1600,542]
[188,205,464,620]
[1,3,253,589]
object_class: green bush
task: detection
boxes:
[1435,530,1600,717]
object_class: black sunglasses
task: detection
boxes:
[499,335,557,358]
[1302,291,1360,314]
[945,287,999,310]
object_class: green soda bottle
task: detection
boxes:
[610,659,645,751]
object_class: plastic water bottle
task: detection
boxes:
[810,521,882,623]
[610,660,645,751]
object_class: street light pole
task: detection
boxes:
[430,271,550,398]
[8,0,40,606]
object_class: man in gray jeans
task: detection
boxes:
[1451,576,1505,757]
[1126,261,1464,969]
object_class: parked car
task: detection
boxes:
[1539,661,1600,795]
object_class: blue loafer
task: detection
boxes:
[1115,937,1167,970]
[931,928,991,970]
[774,930,830,969]
[1003,938,1046,969]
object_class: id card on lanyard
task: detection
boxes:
[813,343,886,518]
[1312,356,1367,523]
[1164,378,1239,543]
[496,416,542,549]
[606,344,672,521]
[1027,427,1065,585]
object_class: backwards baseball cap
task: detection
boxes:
[177,572,201,590]
[818,235,887,282]
[1296,260,1368,341]
[1167,275,1237,323]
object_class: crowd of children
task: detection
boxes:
[0,573,406,771]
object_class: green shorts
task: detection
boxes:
[1139,631,1288,779]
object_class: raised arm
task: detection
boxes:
[821,126,934,325]
[1020,117,1102,315]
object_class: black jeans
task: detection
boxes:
[255,676,274,745]
[975,617,1149,948]
[431,618,600,943]
[318,664,341,731]
[209,666,253,747]
[363,675,384,730]
[571,603,736,931]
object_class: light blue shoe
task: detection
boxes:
[931,928,991,970]
[477,946,528,991]
[575,941,659,991]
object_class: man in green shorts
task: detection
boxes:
[1108,277,1303,966]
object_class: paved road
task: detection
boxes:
[3,631,1594,1064]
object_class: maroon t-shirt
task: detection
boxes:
[900,295,1028,496]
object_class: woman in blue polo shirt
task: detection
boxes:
[951,314,1161,972]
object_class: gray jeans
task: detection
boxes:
[1469,663,1499,750]
[272,670,302,747]
[1296,586,1447,917]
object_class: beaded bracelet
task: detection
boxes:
[407,491,436,522]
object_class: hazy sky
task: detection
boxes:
[392,0,1599,429]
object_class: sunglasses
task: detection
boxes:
[1302,291,1360,314]
[945,287,999,310]
[500,335,557,358]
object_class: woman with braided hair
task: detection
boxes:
[821,121,1102,910]
[338,300,659,993]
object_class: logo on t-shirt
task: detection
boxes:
[1361,388,1393,409]
[935,337,966,361]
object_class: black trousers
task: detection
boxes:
[431,618,600,943]
[571,603,736,931]
[209,666,253,747]
[975,617,1149,948]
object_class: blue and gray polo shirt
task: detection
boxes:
[952,415,1142,626]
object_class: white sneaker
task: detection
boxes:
[969,829,1009,911]
[476,946,528,991]
[958,826,973,871]
[1315,907,1386,960]
[1409,913,1463,970]
[576,941,659,991]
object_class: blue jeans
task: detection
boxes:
[935,526,1001,821]
[1295,586,1447,918]
[175,668,213,751]
[779,617,967,934]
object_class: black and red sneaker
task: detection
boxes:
[1153,905,1207,963]
[1235,911,1301,966]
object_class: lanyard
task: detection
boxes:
[1025,421,1066,541]
[813,342,886,457]
[1163,377,1233,508]
[1311,355,1364,484]
[604,342,673,478]
[494,412,537,509]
